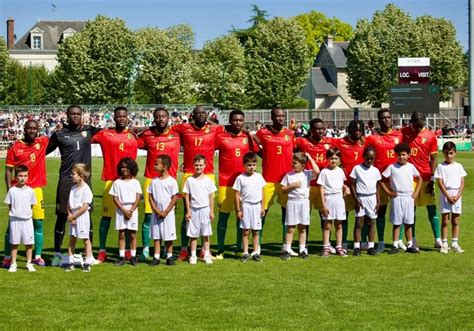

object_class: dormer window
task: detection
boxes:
[60,28,76,43]
[30,27,44,50]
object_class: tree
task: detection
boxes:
[134,25,195,104]
[245,17,310,108]
[232,4,269,46]
[0,37,8,96]
[346,4,465,105]
[293,10,353,61]
[195,34,247,109]
[54,15,137,104]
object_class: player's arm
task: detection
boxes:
[456,177,465,202]
[209,192,215,222]
[46,132,58,155]
[183,192,191,221]
[69,203,90,223]
[349,178,361,210]
[319,185,329,217]
[427,152,437,194]
[306,152,320,177]
[375,180,381,211]
[5,166,13,191]
[163,194,178,217]
[412,174,423,200]
[261,187,266,216]
[234,190,243,221]
[436,177,454,204]
[379,181,396,197]
[148,192,162,217]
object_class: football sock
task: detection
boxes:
[204,249,210,256]
[119,250,125,257]
[299,244,305,253]
[130,250,136,257]
[167,253,172,258]
[85,256,94,264]
[408,240,413,248]
[442,239,448,245]
[4,223,11,258]
[217,212,230,253]
[235,219,242,251]
[376,216,386,243]
[354,242,360,249]
[142,213,151,249]
[99,217,111,250]
[427,205,441,240]
[452,238,459,247]
[154,254,160,259]
[393,241,399,248]
[180,218,188,249]
[368,242,374,248]
[54,213,68,253]
[190,250,197,258]
[33,219,44,257]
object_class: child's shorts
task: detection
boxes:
[187,206,212,238]
[285,199,310,226]
[355,194,378,219]
[321,193,346,221]
[9,217,34,245]
[69,214,91,239]
[240,202,262,230]
[151,212,177,241]
[115,205,139,231]
[390,194,414,225]
[440,189,462,214]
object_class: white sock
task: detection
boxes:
[299,244,305,253]
[368,242,374,248]
[154,254,160,259]
[354,242,360,249]
[130,250,136,257]
[204,250,210,257]
[452,238,459,247]
[393,241,399,248]
[442,239,448,245]
[119,250,125,257]
[407,240,413,248]
[85,256,94,264]
[191,250,197,257]
[436,238,442,244]
[166,253,172,258]
[243,250,249,255]
[68,255,74,264]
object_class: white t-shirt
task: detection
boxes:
[382,162,420,194]
[317,167,346,194]
[434,161,467,190]
[281,170,313,200]
[109,178,143,205]
[233,172,266,204]
[68,183,93,223]
[350,164,381,195]
[4,185,37,219]
[148,176,179,211]
[183,176,217,208]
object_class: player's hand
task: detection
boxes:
[343,185,351,197]
[426,181,435,195]
[237,211,243,220]
[304,152,312,160]
[448,196,457,204]
[293,181,302,188]
[355,200,362,212]
[67,214,74,222]
[322,207,329,218]
[209,211,214,222]
[388,191,397,198]
[375,203,380,212]
[185,212,191,222]
[411,192,418,200]
[260,209,265,217]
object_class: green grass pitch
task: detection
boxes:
[0,153,473,329]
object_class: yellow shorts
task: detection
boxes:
[32,187,45,220]
[344,193,356,212]
[218,186,235,213]
[415,181,436,207]
[263,182,287,210]
[310,186,324,211]
[102,180,115,218]
[143,177,153,214]
[181,173,215,192]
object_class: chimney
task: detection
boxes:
[326,35,333,48]
[7,17,14,49]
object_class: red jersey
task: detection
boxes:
[173,123,223,174]
[364,128,403,173]
[401,126,438,181]
[256,127,295,183]
[91,128,138,181]
[6,136,48,188]
[334,137,364,183]
[138,127,180,179]
[215,130,256,186]
[296,136,335,169]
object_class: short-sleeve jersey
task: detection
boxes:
[333,137,364,184]
[364,128,403,174]
[90,129,138,181]
[4,185,36,219]
[255,126,295,183]
[6,136,49,188]
[317,167,346,194]
[296,136,335,170]
[173,123,223,174]
[148,176,179,211]
[401,126,438,181]
[138,127,180,179]
[434,161,467,190]
[382,162,420,194]
[350,164,382,195]
[233,172,266,204]
[109,178,143,204]
[183,176,217,208]
[68,183,93,225]
[281,170,313,200]
[48,125,101,178]
[215,130,256,187]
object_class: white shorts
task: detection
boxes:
[390,194,414,226]
[322,193,346,221]
[285,199,310,226]
[9,217,34,245]
[240,202,262,230]
[187,207,212,238]
[355,194,378,219]
[150,212,177,241]
[115,205,139,231]
[69,213,91,239]
[440,189,462,215]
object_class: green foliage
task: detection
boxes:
[134,25,195,104]
[347,4,466,105]
[231,4,269,46]
[195,35,247,109]
[54,15,137,104]
[293,10,353,61]
[245,17,311,108]
[0,37,7,94]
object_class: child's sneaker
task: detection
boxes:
[434,240,443,249]
[2,258,11,269]
[139,247,149,262]
[299,251,309,259]
[33,257,46,266]
[329,245,336,254]
[26,263,36,272]
[353,248,362,256]
[342,243,349,251]
[288,249,299,257]
[149,258,161,266]
[97,251,107,263]
[82,264,91,272]
[398,241,407,252]
[440,244,449,254]
[336,247,347,257]
[367,247,377,256]
[189,255,197,265]
[321,247,330,257]
[178,249,189,261]
[281,252,291,261]
[115,258,126,266]
[204,254,213,264]
[376,242,385,253]
[215,253,224,260]
[406,246,419,254]
[242,253,250,263]
[51,255,62,267]
[252,254,262,262]
[64,263,75,272]
[388,247,399,255]
[452,245,465,253]
[130,257,138,266]
[166,257,176,266]
[8,263,17,273]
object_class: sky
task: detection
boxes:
[0,0,469,50]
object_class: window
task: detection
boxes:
[32,36,41,49]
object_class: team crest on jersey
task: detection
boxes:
[81,131,87,137]
[243,137,248,144]
[422,138,427,144]
[35,143,40,150]
[128,133,132,139]
[285,135,289,141]
[324,144,330,150]
[168,134,174,139]
[394,138,399,144]
[205,127,210,133]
